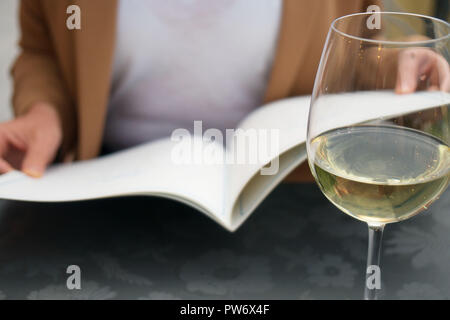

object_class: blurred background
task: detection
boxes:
[0,0,448,123]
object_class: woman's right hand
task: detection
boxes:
[0,102,62,177]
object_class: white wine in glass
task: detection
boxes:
[312,125,449,224]
[306,12,450,300]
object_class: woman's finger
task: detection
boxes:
[396,50,421,94]
[21,135,58,178]
[4,130,27,151]
[0,129,14,173]
[0,158,13,174]
[436,54,450,92]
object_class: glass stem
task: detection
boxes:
[364,224,385,300]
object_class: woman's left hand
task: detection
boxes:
[396,48,450,94]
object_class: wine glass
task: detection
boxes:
[306,12,450,300]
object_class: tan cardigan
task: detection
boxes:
[11,0,374,181]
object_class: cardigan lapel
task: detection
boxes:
[264,0,323,103]
[74,0,118,159]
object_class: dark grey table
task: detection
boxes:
[0,183,448,300]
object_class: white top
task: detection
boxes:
[103,0,282,151]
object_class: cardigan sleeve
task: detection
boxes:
[10,0,76,158]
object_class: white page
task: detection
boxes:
[0,137,226,220]
[313,90,450,135]
[225,96,310,214]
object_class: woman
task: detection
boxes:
[1,0,448,180]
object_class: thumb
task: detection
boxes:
[22,139,56,178]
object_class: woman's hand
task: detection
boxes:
[396,47,450,94]
[0,102,62,177]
